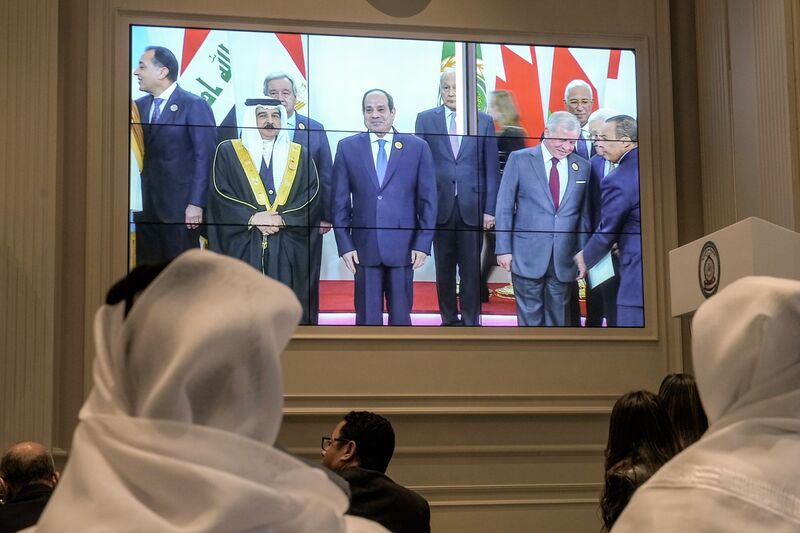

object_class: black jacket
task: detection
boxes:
[0,483,54,533]
[339,466,430,533]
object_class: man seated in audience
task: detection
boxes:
[0,441,59,533]
[321,411,431,533]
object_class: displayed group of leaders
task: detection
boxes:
[132,45,643,327]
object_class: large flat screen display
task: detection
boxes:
[130,25,641,327]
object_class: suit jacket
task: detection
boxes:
[495,145,591,282]
[332,132,437,267]
[292,113,333,222]
[339,467,431,533]
[589,153,609,231]
[0,483,53,533]
[414,106,500,226]
[583,147,642,308]
[135,85,217,222]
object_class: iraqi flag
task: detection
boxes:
[178,29,238,141]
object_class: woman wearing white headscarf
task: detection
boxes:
[28,250,386,532]
[207,98,320,324]
[612,276,800,532]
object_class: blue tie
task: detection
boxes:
[151,97,163,123]
[376,139,388,186]
[576,134,588,159]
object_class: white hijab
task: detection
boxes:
[241,99,291,187]
[29,250,387,533]
[612,276,800,532]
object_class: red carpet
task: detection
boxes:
[319,280,517,314]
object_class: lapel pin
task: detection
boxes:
[395,141,403,149]
[571,162,579,171]
[169,104,178,112]
[298,122,306,130]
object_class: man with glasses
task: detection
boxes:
[321,411,430,533]
[563,79,595,160]
[562,79,596,326]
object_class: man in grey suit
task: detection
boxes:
[495,111,591,326]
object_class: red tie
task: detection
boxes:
[549,157,560,211]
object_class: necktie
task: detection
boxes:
[449,112,460,158]
[151,97,163,123]
[376,139,388,186]
[576,134,588,159]
[549,157,560,211]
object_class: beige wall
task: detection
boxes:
[4,0,797,530]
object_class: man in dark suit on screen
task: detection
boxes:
[575,115,643,327]
[332,89,437,326]
[415,69,500,326]
[495,111,592,326]
[133,46,217,265]
[264,72,333,324]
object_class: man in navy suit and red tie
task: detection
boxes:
[415,69,500,326]
[332,89,437,326]
[264,72,333,324]
[575,115,643,327]
[133,46,217,265]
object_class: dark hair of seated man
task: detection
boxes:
[600,391,680,531]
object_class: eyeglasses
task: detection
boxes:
[567,98,593,107]
[321,436,352,450]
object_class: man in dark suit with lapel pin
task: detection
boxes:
[332,89,437,326]
[264,72,333,325]
[496,111,591,327]
[575,115,643,327]
[133,46,217,265]
[415,69,500,326]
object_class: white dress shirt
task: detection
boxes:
[369,131,394,167]
[151,81,177,123]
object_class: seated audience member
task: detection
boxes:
[601,390,680,532]
[321,411,431,533]
[28,250,387,533]
[612,277,800,532]
[0,442,59,533]
[658,373,708,450]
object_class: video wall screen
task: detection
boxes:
[129,25,642,327]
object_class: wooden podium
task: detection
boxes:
[669,217,800,316]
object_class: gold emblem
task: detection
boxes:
[298,123,306,130]
[571,162,579,171]
[395,141,403,149]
